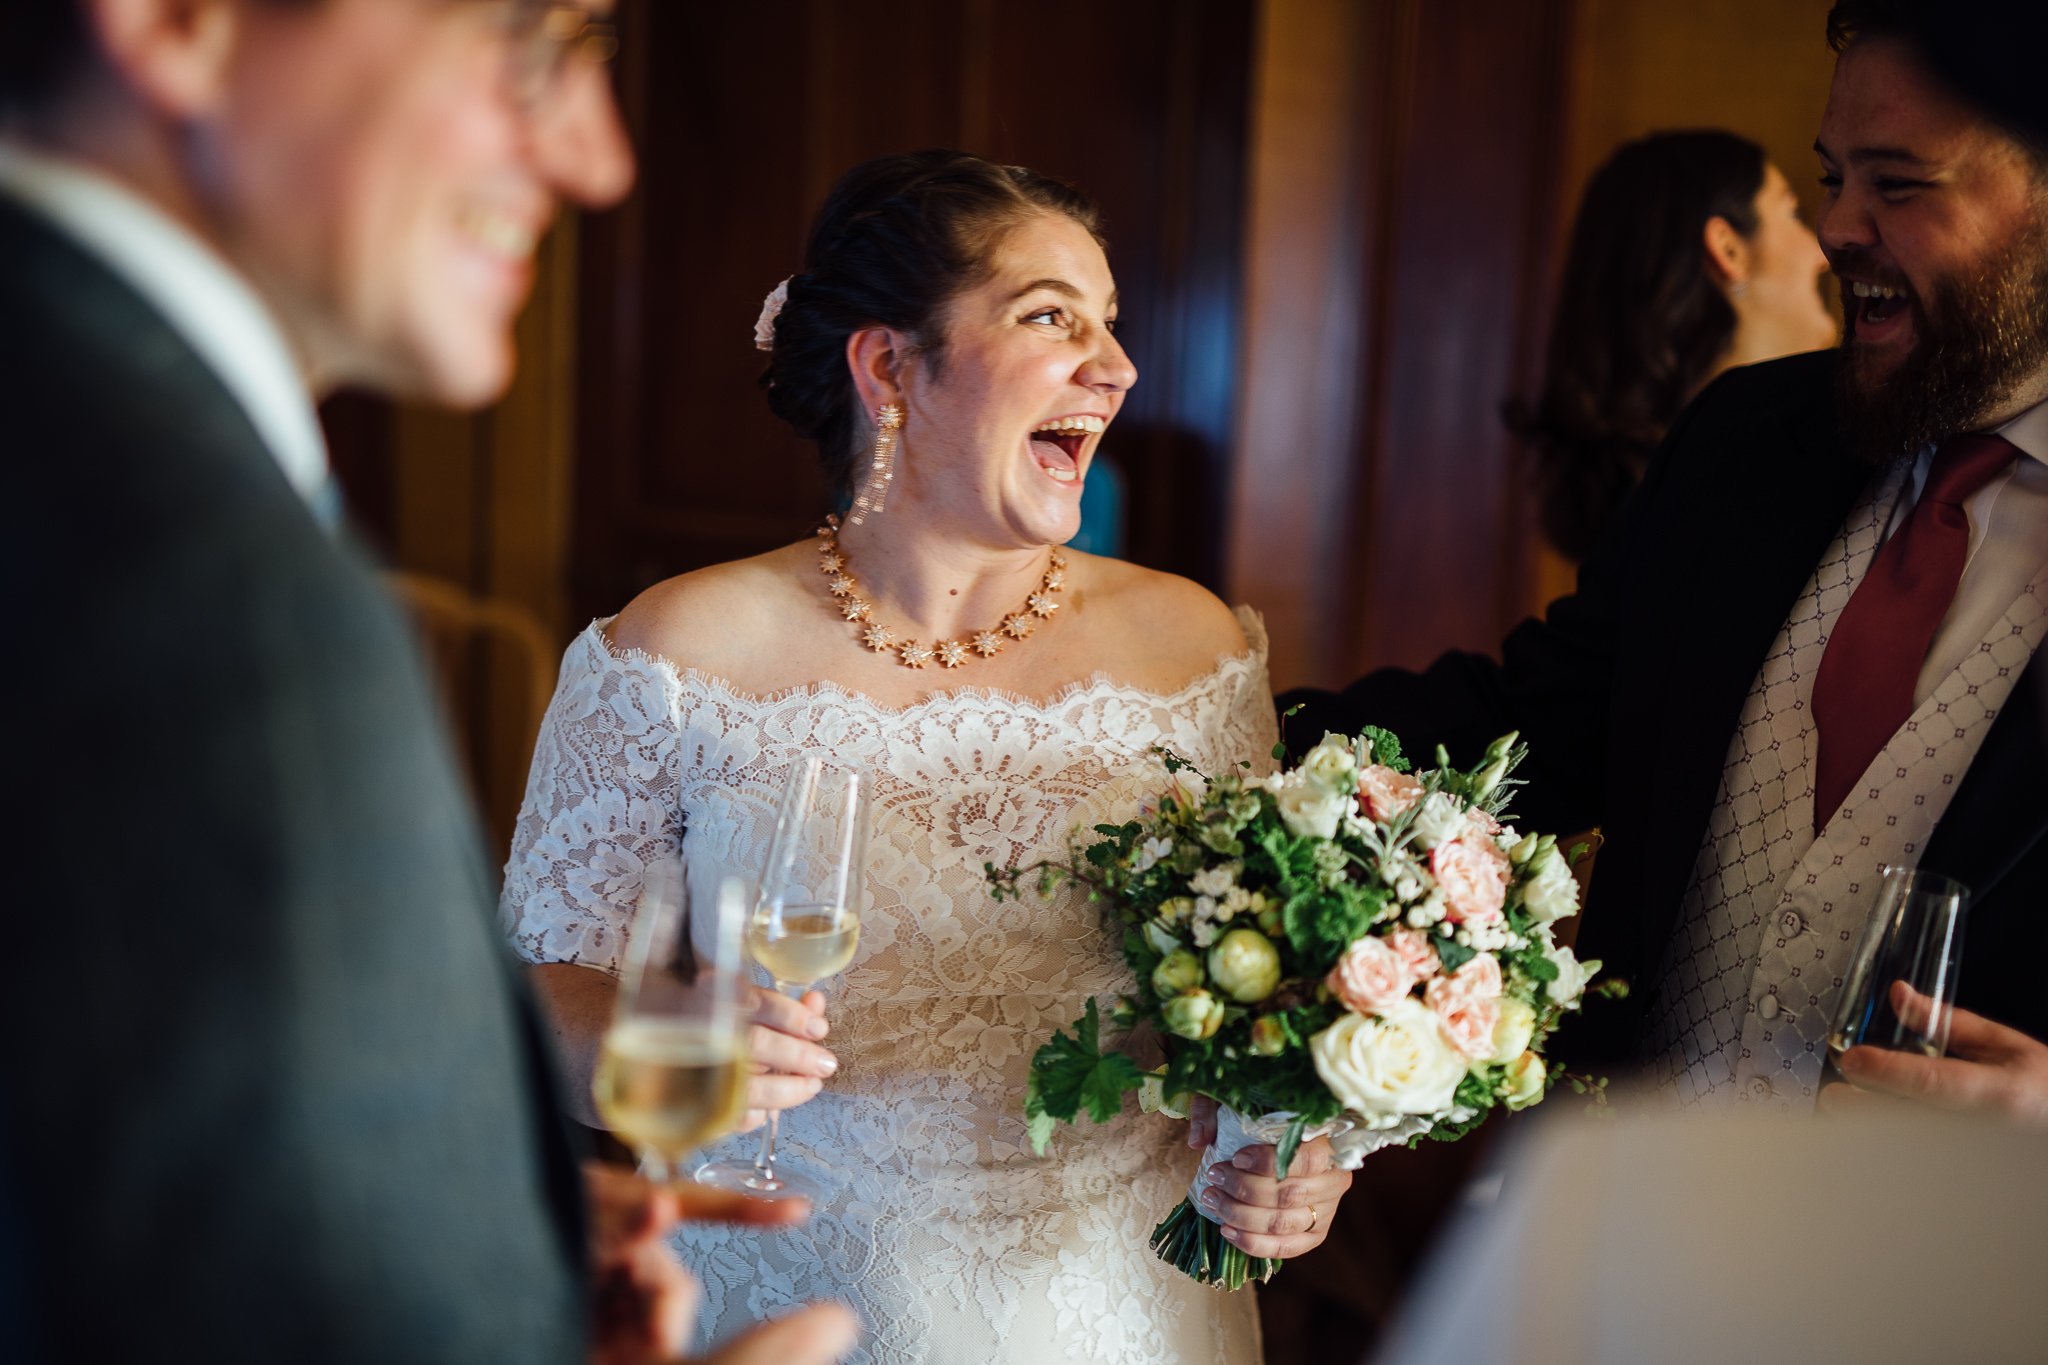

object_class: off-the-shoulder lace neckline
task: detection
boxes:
[580,605,1269,719]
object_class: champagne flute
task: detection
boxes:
[698,757,869,1200]
[1825,865,1969,1086]
[592,859,751,1185]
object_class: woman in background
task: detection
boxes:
[1514,129,1837,561]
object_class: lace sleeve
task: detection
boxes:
[498,625,684,974]
[1194,606,1282,780]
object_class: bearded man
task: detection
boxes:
[1285,0,2048,1122]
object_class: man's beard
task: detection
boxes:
[1835,216,2048,467]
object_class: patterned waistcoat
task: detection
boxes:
[1645,465,2048,1108]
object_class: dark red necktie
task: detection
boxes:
[1811,432,2018,830]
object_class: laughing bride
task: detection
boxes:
[500,150,1351,1364]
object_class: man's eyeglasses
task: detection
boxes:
[504,2,618,109]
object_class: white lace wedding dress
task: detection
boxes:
[500,610,1278,1364]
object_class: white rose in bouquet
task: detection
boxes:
[1521,845,1580,923]
[1310,998,1467,1126]
[1300,733,1358,792]
[1545,943,1600,1005]
[1408,792,1467,850]
[1273,771,1349,840]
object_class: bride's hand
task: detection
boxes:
[1195,1134,1353,1260]
[738,985,839,1131]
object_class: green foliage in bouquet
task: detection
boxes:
[1021,998,1147,1155]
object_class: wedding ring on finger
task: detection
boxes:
[1306,1205,1318,1234]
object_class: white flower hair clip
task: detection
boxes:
[754,276,792,352]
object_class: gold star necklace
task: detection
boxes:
[814,517,1065,669]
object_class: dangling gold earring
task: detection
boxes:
[850,403,903,526]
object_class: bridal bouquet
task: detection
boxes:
[987,725,1609,1289]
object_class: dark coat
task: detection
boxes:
[1282,351,2048,1064]
[0,194,587,1360]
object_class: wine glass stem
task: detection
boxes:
[754,1109,779,1182]
[752,979,808,1183]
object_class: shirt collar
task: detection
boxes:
[0,140,331,506]
[1995,397,2048,468]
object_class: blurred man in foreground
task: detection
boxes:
[0,2,853,1361]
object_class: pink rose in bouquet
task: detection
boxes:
[1387,928,1443,982]
[1425,956,1503,1060]
[1442,953,1503,999]
[1431,835,1508,925]
[1326,936,1417,1016]
[1357,764,1425,822]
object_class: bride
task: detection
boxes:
[501,150,1352,1363]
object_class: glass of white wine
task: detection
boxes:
[593,859,751,1185]
[1825,865,1969,1086]
[698,757,868,1201]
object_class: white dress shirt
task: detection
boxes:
[1889,400,2048,703]
[0,139,330,507]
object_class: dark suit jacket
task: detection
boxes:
[1283,351,2048,1064]
[0,196,587,1358]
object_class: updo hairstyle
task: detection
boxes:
[763,149,1105,499]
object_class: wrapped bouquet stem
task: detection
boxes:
[1151,1106,1352,1290]
[992,725,1619,1289]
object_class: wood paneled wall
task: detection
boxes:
[571,0,1254,626]
[1231,0,1574,689]
[1566,0,1837,226]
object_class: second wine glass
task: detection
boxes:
[698,757,869,1200]
[593,860,751,1186]
[1825,864,1969,1086]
